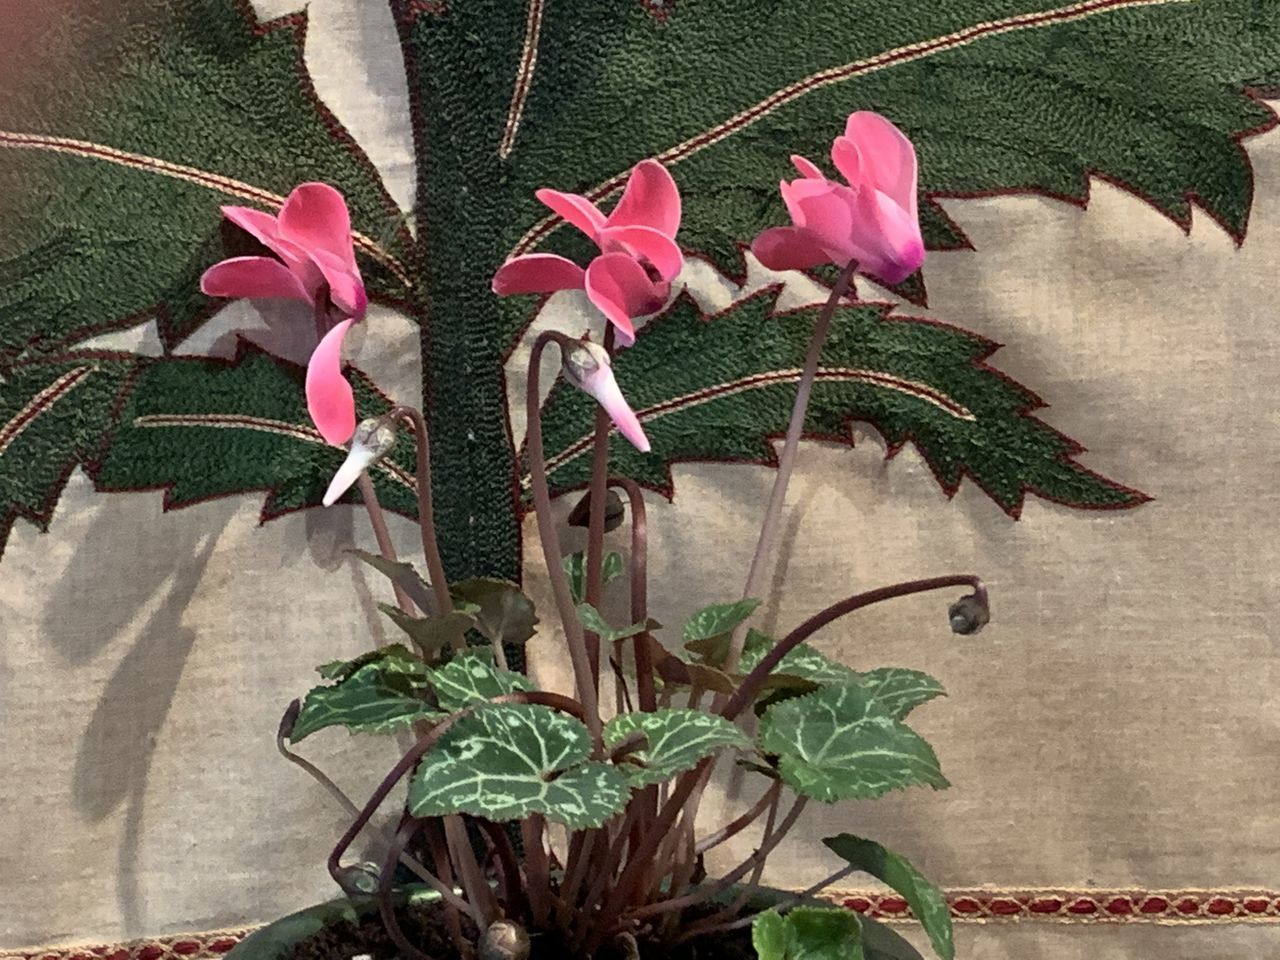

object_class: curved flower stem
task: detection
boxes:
[356,472,415,614]
[722,574,987,721]
[389,405,457,628]
[609,476,654,712]
[377,817,445,960]
[692,779,782,857]
[721,259,859,682]
[526,332,603,746]
[584,325,618,683]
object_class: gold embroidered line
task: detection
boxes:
[510,0,1189,257]
[132,414,415,491]
[499,0,546,159]
[0,367,92,458]
[0,130,412,288]
[533,366,974,484]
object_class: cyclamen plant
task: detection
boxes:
[218,114,986,960]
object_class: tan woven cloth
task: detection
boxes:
[2,0,1279,955]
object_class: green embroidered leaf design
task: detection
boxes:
[759,683,948,802]
[752,907,865,960]
[824,835,954,960]
[604,709,750,787]
[292,655,442,742]
[450,577,539,647]
[427,649,532,711]
[0,352,136,556]
[0,0,409,359]
[538,293,1147,517]
[408,702,630,828]
[562,550,624,605]
[93,344,421,521]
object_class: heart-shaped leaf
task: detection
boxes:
[759,683,948,802]
[427,649,533,711]
[408,702,630,828]
[292,654,441,742]
[604,708,750,787]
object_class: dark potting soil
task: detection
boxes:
[288,903,757,960]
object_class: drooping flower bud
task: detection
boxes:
[560,338,651,453]
[322,416,399,507]
[948,592,990,636]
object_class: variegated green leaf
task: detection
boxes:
[759,683,948,802]
[292,657,441,742]
[562,550,624,605]
[408,703,630,828]
[824,835,953,960]
[741,630,859,686]
[427,649,532,711]
[858,668,946,720]
[604,709,750,787]
[316,643,427,682]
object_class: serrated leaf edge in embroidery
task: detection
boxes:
[0,366,93,459]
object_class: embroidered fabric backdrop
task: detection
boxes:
[1,0,1278,956]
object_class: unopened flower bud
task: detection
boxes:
[322,417,398,506]
[560,339,650,453]
[479,920,531,960]
[948,593,990,636]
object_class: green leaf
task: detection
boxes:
[752,907,865,960]
[0,0,409,359]
[759,683,948,802]
[380,605,476,660]
[859,917,926,960]
[0,352,136,558]
[408,702,630,828]
[824,835,953,960]
[317,643,426,682]
[540,292,1148,518]
[858,668,946,721]
[741,630,859,686]
[562,551,624,605]
[752,910,792,960]
[450,577,539,646]
[93,345,421,523]
[682,598,762,644]
[428,649,532,711]
[604,709,750,787]
[577,603,649,644]
[292,657,442,742]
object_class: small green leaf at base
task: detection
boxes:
[823,835,954,960]
[408,702,630,829]
[604,709,750,787]
[450,577,539,646]
[752,907,864,960]
[759,683,948,802]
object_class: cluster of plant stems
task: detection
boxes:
[281,261,986,960]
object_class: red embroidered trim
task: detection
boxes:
[7,891,1278,958]
[837,889,1280,924]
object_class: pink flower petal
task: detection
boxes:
[596,224,684,283]
[606,159,681,237]
[492,253,587,295]
[221,205,282,246]
[858,189,926,284]
[790,154,826,180]
[781,179,857,262]
[278,182,358,271]
[751,226,832,272]
[312,249,368,319]
[588,366,650,453]
[306,318,357,445]
[200,256,313,303]
[841,112,918,218]
[535,188,607,239]
[830,136,865,189]
[221,205,323,291]
[585,253,668,346]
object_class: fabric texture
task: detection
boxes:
[2,0,1280,957]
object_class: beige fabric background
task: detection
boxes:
[2,1,1278,955]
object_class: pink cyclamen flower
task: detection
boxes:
[200,182,368,446]
[752,111,925,285]
[561,338,650,453]
[492,159,682,346]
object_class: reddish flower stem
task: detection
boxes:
[584,325,618,683]
[356,472,416,614]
